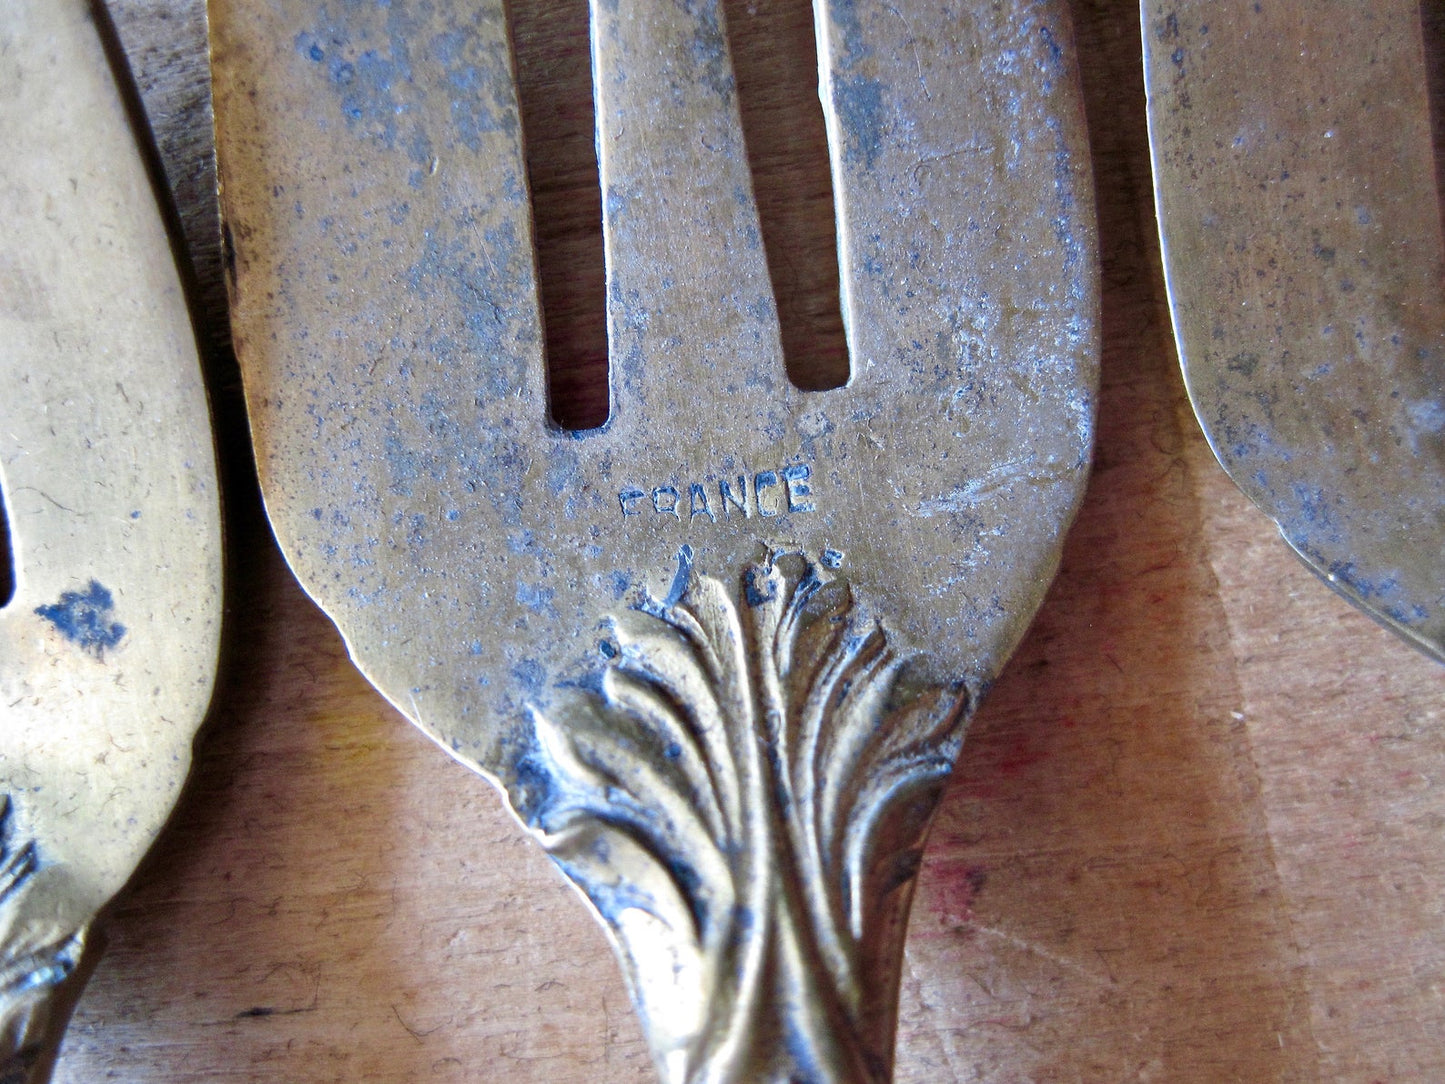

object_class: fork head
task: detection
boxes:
[214,0,1097,1078]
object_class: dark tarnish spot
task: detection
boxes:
[338,48,407,149]
[383,431,422,497]
[386,209,535,523]
[296,19,411,146]
[608,571,631,599]
[823,0,884,169]
[430,28,519,151]
[743,565,777,608]
[511,658,545,694]
[1226,351,1260,377]
[1039,25,1064,64]
[406,220,533,398]
[1290,482,1337,532]
[828,0,870,64]
[546,441,582,497]
[1306,554,1428,626]
[308,7,522,159]
[516,581,558,616]
[1045,115,1082,274]
[689,0,733,100]
[833,75,885,169]
[298,8,473,167]
[35,580,126,658]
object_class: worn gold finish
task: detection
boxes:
[0,0,223,1077]
[522,550,967,1079]
[213,1,1098,1079]
[1145,0,1445,662]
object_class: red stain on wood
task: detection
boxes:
[922,856,988,923]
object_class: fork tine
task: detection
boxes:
[820,0,1094,389]
[593,0,787,428]
[218,0,553,475]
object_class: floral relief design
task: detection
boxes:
[510,548,970,1084]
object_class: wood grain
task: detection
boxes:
[57,1,1445,1080]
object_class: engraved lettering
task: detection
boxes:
[688,483,716,523]
[755,471,780,517]
[720,476,750,518]
[781,463,815,513]
[619,488,645,516]
[652,486,681,519]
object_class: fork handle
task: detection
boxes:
[511,552,966,1083]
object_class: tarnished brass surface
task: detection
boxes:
[212,1,1098,1079]
[0,0,223,1077]
[1144,0,1445,662]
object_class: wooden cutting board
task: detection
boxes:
[49,1,1445,1079]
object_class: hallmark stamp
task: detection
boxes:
[619,463,816,523]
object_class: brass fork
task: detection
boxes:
[0,1,222,1078]
[211,0,1098,1079]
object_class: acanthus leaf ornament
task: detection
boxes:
[510,549,970,1083]
[0,797,85,1083]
